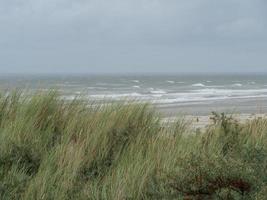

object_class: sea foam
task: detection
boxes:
[132,85,140,88]
[132,80,140,83]
[150,90,167,94]
[192,83,205,87]
[166,80,175,84]
[232,83,243,87]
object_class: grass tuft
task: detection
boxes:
[0,90,267,199]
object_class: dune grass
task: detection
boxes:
[0,91,267,199]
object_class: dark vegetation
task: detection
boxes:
[0,91,267,199]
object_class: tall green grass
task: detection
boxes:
[0,91,267,199]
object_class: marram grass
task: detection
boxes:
[0,91,267,199]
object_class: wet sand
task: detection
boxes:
[157,97,267,117]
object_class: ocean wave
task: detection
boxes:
[132,80,140,83]
[81,87,267,105]
[166,80,175,84]
[87,86,107,90]
[194,88,267,95]
[96,82,108,86]
[249,81,256,85]
[232,83,243,87]
[132,85,140,88]
[150,90,167,94]
[152,95,267,104]
[206,85,225,88]
[89,93,142,99]
[192,83,205,87]
[56,83,82,87]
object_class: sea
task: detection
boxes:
[1,73,267,116]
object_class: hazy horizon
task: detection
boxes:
[1,70,267,76]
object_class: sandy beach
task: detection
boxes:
[157,97,267,116]
[162,113,267,130]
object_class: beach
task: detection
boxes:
[157,96,267,116]
[3,0,267,198]
[163,113,267,130]
[157,95,267,129]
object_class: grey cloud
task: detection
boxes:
[0,0,267,73]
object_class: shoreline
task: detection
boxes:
[156,97,267,117]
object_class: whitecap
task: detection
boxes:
[166,80,175,84]
[192,83,205,87]
[232,83,242,87]
[132,85,140,88]
[150,90,167,94]
[132,80,140,83]
[90,93,142,99]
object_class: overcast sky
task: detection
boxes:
[0,0,267,74]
